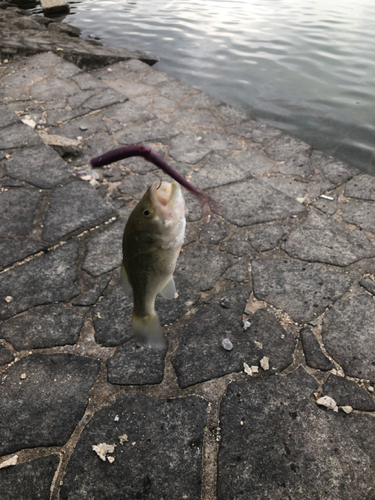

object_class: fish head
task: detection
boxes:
[127,181,185,243]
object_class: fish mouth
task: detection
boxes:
[151,181,180,210]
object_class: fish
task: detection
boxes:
[121,180,186,348]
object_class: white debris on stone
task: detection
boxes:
[5,296,13,303]
[114,415,119,422]
[107,456,115,463]
[316,396,338,411]
[242,320,251,330]
[260,356,270,371]
[89,179,100,188]
[92,443,115,461]
[368,386,374,393]
[222,338,233,351]
[243,362,252,376]
[341,406,353,414]
[254,341,263,349]
[320,194,334,200]
[0,455,18,469]
[21,118,36,129]
[119,434,128,445]
[80,174,91,181]
[251,365,259,373]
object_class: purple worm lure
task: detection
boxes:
[90,144,220,210]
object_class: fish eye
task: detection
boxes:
[142,208,152,218]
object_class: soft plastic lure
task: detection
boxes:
[90,144,219,209]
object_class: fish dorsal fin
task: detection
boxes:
[159,276,176,300]
[120,264,132,295]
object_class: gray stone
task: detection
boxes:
[312,196,338,215]
[49,22,80,37]
[107,341,167,385]
[214,104,249,126]
[0,344,14,366]
[225,261,249,282]
[0,104,21,129]
[82,88,127,110]
[71,72,106,90]
[0,238,45,270]
[252,258,352,323]
[0,353,100,456]
[214,179,306,227]
[67,90,97,109]
[217,367,373,500]
[117,173,157,199]
[282,210,375,266]
[227,120,281,145]
[0,240,79,320]
[265,134,310,161]
[191,149,274,189]
[322,291,375,379]
[0,123,43,150]
[307,180,336,200]
[300,327,334,371]
[60,393,207,500]
[169,130,242,164]
[0,454,60,500]
[261,176,306,200]
[172,109,220,129]
[101,100,155,125]
[82,218,126,277]
[40,0,70,14]
[180,91,222,109]
[219,232,251,256]
[360,277,375,296]
[345,174,375,201]
[45,107,88,127]
[199,217,228,244]
[38,132,82,156]
[0,188,40,237]
[72,275,112,306]
[203,284,251,325]
[273,152,315,181]
[176,245,231,291]
[71,132,116,167]
[312,150,358,185]
[29,77,78,101]
[184,191,203,222]
[0,304,84,350]
[116,119,179,145]
[248,222,289,252]
[52,61,81,79]
[92,286,133,346]
[52,114,104,139]
[322,375,375,411]
[4,145,73,188]
[42,181,114,242]
[172,304,260,388]
[172,306,293,389]
[342,200,375,233]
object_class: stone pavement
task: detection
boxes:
[0,10,375,500]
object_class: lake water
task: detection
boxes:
[26,0,375,175]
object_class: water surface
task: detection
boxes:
[27,0,375,174]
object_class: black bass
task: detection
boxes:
[121,180,185,348]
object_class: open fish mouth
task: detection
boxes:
[150,181,181,211]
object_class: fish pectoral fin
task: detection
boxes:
[120,264,132,295]
[158,276,176,300]
[132,313,166,349]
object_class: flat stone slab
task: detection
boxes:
[172,307,294,388]
[248,222,289,252]
[227,119,281,145]
[0,353,100,456]
[82,218,126,277]
[312,150,359,185]
[0,188,40,237]
[0,304,84,350]
[214,179,306,227]
[322,374,375,411]
[282,210,375,266]
[0,123,43,150]
[252,258,352,323]
[345,174,375,201]
[116,119,179,145]
[4,145,74,188]
[199,216,228,244]
[42,181,115,242]
[0,344,14,366]
[265,134,310,161]
[300,327,334,371]
[107,341,167,385]
[176,245,231,291]
[0,240,79,320]
[322,291,375,379]
[360,277,375,296]
[191,149,274,189]
[217,367,374,499]
[60,393,208,499]
[0,239,45,271]
[72,275,112,306]
[40,0,70,14]
[273,151,315,181]
[0,454,60,500]
[341,200,375,233]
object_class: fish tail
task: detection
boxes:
[132,312,166,349]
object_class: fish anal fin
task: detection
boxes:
[158,276,176,300]
[121,263,132,295]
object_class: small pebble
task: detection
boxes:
[368,386,374,393]
[243,362,252,376]
[79,125,88,131]
[220,298,231,309]
[260,356,270,371]
[251,365,259,373]
[20,373,26,380]
[5,296,13,303]
[244,309,252,316]
[242,320,251,330]
[222,338,233,351]
[316,395,338,411]
[341,406,353,414]
[309,321,318,327]
[114,415,119,422]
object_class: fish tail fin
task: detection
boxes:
[132,312,166,349]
